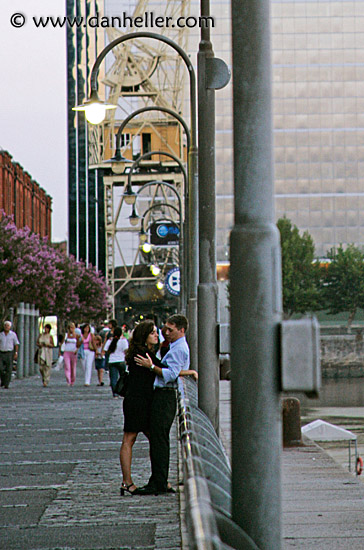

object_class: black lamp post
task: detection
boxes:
[74,31,198,369]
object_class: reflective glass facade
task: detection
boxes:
[187,0,364,259]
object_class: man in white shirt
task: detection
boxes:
[0,321,20,389]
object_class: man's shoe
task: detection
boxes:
[133,484,158,496]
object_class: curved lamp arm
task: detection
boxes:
[89,31,197,147]
[115,106,191,154]
[126,150,187,195]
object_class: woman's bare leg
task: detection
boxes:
[120,432,138,487]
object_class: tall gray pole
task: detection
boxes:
[23,303,30,377]
[187,145,199,372]
[197,0,220,431]
[230,0,282,548]
[29,305,35,376]
[34,308,40,375]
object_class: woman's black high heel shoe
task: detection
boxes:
[120,483,137,496]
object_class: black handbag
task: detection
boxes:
[114,370,129,397]
[34,349,39,363]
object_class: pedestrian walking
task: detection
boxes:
[134,314,196,495]
[104,326,128,397]
[36,323,54,387]
[0,321,19,389]
[94,334,105,386]
[103,319,117,373]
[63,322,81,386]
[80,323,96,386]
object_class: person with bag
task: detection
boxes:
[80,323,96,386]
[103,327,128,397]
[36,323,54,387]
[63,322,81,386]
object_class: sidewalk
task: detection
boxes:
[219,380,364,549]
[0,368,181,550]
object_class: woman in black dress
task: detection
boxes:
[119,320,159,495]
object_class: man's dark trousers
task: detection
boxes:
[0,351,13,388]
[149,388,177,491]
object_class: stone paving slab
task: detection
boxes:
[0,369,181,550]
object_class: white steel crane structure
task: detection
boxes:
[89,0,191,319]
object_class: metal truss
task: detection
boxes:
[103,163,184,317]
[91,0,191,315]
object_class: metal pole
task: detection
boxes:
[16,302,25,379]
[197,0,220,431]
[29,305,35,376]
[187,145,199,372]
[23,303,30,377]
[230,0,282,547]
[34,309,39,375]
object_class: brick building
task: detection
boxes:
[0,150,52,239]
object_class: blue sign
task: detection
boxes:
[165,267,180,296]
[150,221,180,246]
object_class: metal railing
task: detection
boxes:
[177,377,260,550]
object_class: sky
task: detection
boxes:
[0,0,68,241]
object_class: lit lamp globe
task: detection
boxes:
[156,280,164,290]
[150,264,161,276]
[73,97,116,125]
[142,242,152,253]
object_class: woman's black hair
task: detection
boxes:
[81,323,90,335]
[44,323,52,331]
[125,320,155,366]
[109,326,122,354]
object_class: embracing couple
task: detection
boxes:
[119,313,197,496]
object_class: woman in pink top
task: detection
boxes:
[80,324,96,386]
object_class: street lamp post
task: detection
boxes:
[119,150,187,313]
[130,185,183,311]
[197,2,230,431]
[74,31,198,371]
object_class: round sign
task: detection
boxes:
[156,224,169,238]
[165,267,180,296]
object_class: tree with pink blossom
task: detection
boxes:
[0,213,110,324]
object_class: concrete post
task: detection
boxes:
[16,302,25,379]
[282,398,302,447]
[23,303,30,377]
[197,0,220,432]
[230,0,283,548]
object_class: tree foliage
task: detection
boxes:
[322,244,364,328]
[277,217,322,318]
[0,213,110,323]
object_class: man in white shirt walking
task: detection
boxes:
[0,321,20,389]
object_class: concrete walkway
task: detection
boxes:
[219,380,364,550]
[0,367,181,550]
